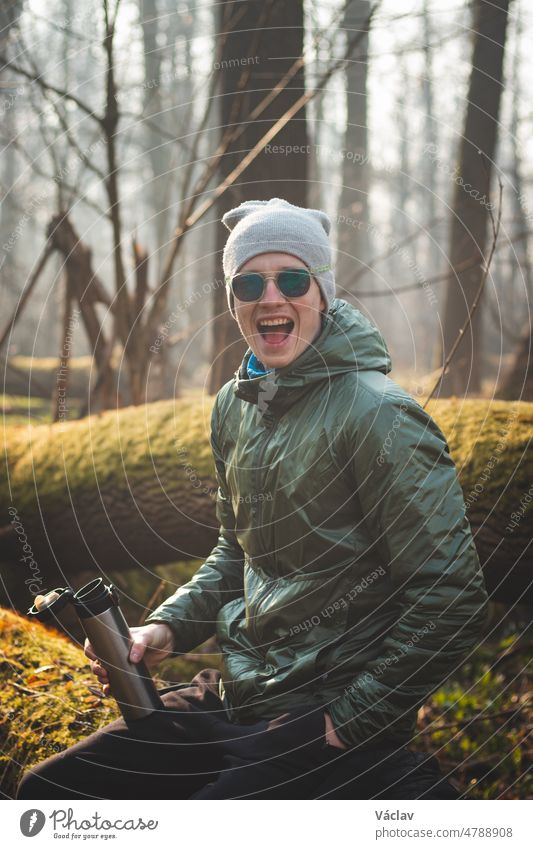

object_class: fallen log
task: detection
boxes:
[1,397,531,607]
[4,355,95,399]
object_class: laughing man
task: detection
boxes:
[18,198,488,800]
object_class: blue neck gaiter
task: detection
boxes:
[247,352,273,379]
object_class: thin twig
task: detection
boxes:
[348,214,446,286]
[0,54,104,123]
[0,135,109,218]
[348,255,481,298]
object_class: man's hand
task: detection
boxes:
[324,711,348,749]
[84,622,175,697]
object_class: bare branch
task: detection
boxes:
[1,135,109,220]
[349,255,481,298]
[176,1,258,210]
[0,54,104,124]
[25,10,100,44]
[343,214,446,289]
[16,35,108,189]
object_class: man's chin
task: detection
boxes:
[258,344,301,371]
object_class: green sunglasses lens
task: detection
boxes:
[277,268,311,297]
[232,273,265,301]
[231,268,312,301]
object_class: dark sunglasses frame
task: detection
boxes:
[227,264,330,303]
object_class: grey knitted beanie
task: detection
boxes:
[222,198,335,319]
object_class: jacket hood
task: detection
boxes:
[233,297,392,413]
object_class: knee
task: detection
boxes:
[16,757,68,800]
[16,767,43,800]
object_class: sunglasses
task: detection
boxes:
[228,264,330,303]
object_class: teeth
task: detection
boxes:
[258,318,292,327]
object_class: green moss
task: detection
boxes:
[10,356,95,373]
[427,399,532,517]
[0,607,120,797]
[0,603,221,799]
[2,395,50,415]
[2,397,216,516]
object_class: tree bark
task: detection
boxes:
[336,0,371,294]
[46,212,117,411]
[438,0,510,397]
[495,10,533,402]
[0,0,25,307]
[1,398,531,609]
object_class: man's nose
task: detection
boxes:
[261,276,284,303]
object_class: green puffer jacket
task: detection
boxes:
[146,298,488,748]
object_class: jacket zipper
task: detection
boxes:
[248,409,277,649]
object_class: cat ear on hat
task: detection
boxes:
[221,199,268,231]
[307,207,331,236]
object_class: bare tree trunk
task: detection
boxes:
[496,328,533,400]
[306,9,325,212]
[421,0,441,371]
[138,0,173,250]
[47,213,116,411]
[336,0,371,294]
[0,0,26,315]
[496,6,533,402]
[438,0,510,397]
[208,0,309,394]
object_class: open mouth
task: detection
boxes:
[256,317,295,346]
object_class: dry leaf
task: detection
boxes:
[25,673,60,687]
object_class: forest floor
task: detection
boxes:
[0,597,530,800]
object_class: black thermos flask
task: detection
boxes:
[28,578,164,722]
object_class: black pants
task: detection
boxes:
[17,669,459,800]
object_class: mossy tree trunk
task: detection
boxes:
[1,398,532,610]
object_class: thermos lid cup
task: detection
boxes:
[27,587,74,622]
[27,579,119,621]
[72,578,119,618]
